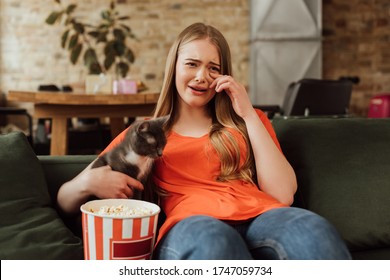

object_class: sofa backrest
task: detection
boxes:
[38,155,96,203]
[272,117,390,256]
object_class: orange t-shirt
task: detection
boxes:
[101,109,286,244]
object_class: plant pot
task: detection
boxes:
[85,74,113,94]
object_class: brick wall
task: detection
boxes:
[1,0,389,117]
[323,0,390,115]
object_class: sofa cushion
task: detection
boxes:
[0,132,83,259]
[273,117,390,254]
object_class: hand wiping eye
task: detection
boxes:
[209,72,228,91]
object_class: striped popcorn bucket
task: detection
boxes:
[80,199,160,260]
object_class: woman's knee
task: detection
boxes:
[285,208,351,259]
[247,208,351,259]
[155,215,252,259]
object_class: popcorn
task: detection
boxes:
[89,204,153,217]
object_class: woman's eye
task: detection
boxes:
[186,62,197,67]
[210,66,221,73]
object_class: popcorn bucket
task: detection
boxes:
[80,199,160,260]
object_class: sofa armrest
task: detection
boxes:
[38,155,96,238]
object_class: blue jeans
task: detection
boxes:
[153,207,351,260]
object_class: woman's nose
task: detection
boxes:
[194,67,208,83]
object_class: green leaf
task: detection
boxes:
[113,28,125,41]
[97,23,110,30]
[45,11,63,25]
[113,40,126,56]
[73,22,85,34]
[88,31,100,38]
[61,30,70,48]
[128,33,137,40]
[96,31,108,43]
[70,43,82,64]
[83,48,97,66]
[118,16,130,21]
[83,48,103,74]
[66,4,77,14]
[125,48,135,63]
[101,10,111,21]
[104,53,115,70]
[89,62,103,74]
[116,62,129,78]
[104,41,116,56]
[120,24,131,33]
[65,16,72,25]
[68,33,78,50]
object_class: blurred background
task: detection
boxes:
[0,0,389,120]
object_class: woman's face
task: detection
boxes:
[175,38,221,111]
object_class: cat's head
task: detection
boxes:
[130,117,168,158]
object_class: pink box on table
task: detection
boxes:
[113,80,138,94]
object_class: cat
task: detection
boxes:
[91,116,168,201]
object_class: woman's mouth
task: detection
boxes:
[188,85,208,95]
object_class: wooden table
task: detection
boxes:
[7,90,160,155]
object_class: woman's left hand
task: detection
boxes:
[209,73,255,119]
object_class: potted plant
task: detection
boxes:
[45,0,137,93]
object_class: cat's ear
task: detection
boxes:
[138,121,150,133]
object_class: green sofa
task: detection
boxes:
[1,117,389,259]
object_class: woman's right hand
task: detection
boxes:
[83,165,144,199]
[57,163,144,215]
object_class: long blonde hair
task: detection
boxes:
[154,22,255,184]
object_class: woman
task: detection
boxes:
[57,23,351,260]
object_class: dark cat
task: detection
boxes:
[91,116,168,201]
